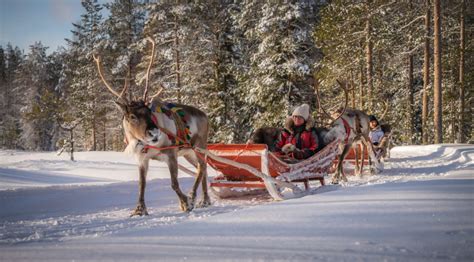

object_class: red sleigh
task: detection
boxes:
[194,139,341,200]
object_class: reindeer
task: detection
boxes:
[315,80,383,184]
[247,127,282,151]
[93,37,211,216]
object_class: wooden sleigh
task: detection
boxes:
[194,139,341,200]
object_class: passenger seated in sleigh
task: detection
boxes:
[275,104,319,163]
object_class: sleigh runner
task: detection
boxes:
[194,139,341,200]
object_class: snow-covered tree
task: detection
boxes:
[0,46,6,140]
[15,42,58,150]
[67,0,106,151]
[144,1,197,103]
[234,1,322,129]
[103,0,146,100]
[0,44,23,148]
[182,1,246,143]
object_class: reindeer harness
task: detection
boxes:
[150,102,191,146]
[340,117,352,144]
[340,113,364,145]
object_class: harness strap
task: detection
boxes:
[341,117,351,144]
[142,143,191,154]
[150,114,190,146]
[152,102,191,145]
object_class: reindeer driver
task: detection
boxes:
[275,104,319,160]
[368,115,384,146]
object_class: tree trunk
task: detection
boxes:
[70,129,74,161]
[408,54,415,144]
[433,0,442,143]
[365,1,373,112]
[174,14,182,103]
[92,118,97,151]
[457,0,465,143]
[422,0,431,144]
[103,119,107,151]
[359,60,365,110]
[350,70,356,108]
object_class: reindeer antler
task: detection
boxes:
[315,79,349,126]
[142,37,156,101]
[378,101,389,121]
[148,85,164,103]
[93,54,128,102]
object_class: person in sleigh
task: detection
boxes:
[275,104,319,161]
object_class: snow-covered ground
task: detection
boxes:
[0,144,473,261]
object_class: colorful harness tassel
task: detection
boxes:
[152,102,191,145]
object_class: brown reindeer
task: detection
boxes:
[315,80,383,183]
[93,37,210,216]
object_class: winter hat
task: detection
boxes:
[369,115,379,123]
[292,104,310,121]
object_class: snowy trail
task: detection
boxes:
[0,145,473,261]
[0,176,269,244]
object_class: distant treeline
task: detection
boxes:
[0,0,472,151]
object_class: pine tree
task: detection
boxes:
[15,42,58,150]
[182,1,242,142]
[67,0,105,151]
[433,0,442,143]
[103,0,145,100]
[100,0,146,149]
[145,1,199,104]
[422,0,431,145]
[234,0,322,129]
[1,44,23,148]
[0,45,6,143]
[457,0,465,143]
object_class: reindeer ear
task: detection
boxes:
[114,101,128,114]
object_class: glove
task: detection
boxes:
[281,144,296,154]
[293,149,305,159]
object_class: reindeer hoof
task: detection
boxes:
[197,197,212,208]
[130,203,149,217]
[179,197,194,212]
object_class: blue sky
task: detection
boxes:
[0,0,110,54]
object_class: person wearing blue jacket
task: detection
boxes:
[368,115,384,146]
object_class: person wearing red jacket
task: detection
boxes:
[275,104,319,160]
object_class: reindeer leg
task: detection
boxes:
[355,144,360,176]
[183,154,204,207]
[131,158,149,217]
[184,151,211,208]
[167,152,193,212]
[359,144,366,177]
[185,155,203,207]
[198,157,211,207]
[363,137,380,175]
[333,144,350,184]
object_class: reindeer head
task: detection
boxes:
[93,37,164,145]
[115,100,163,144]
